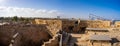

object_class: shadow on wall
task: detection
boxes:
[111,38,119,45]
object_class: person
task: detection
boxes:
[58,30,62,34]
[94,32,96,35]
[91,41,94,46]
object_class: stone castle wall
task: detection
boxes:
[34,19,62,36]
[34,19,85,33]
[86,20,111,28]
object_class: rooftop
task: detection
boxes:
[86,28,108,31]
[89,35,111,41]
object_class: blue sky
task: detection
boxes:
[0,0,120,20]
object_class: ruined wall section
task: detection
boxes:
[62,20,75,33]
[34,19,62,36]
[86,20,111,28]
[34,19,87,33]
[61,19,86,33]
[115,21,120,28]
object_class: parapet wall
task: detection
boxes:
[86,20,111,28]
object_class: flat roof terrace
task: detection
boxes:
[86,28,109,32]
[89,35,111,41]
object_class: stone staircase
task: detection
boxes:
[42,26,60,46]
[42,34,59,46]
[71,34,89,46]
[42,23,61,46]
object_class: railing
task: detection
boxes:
[59,34,62,46]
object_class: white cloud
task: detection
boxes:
[0,6,61,18]
[0,0,8,5]
[0,0,5,2]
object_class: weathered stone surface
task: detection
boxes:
[34,19,86,33]
[115,21,120,28]
[0,24,52,46]
[86,20,111,28]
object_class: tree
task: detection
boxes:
[24,18,29,23]
[12,16,18,22]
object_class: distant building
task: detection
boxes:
[57,16,60,19]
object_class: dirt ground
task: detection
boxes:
[0,24,52,46]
